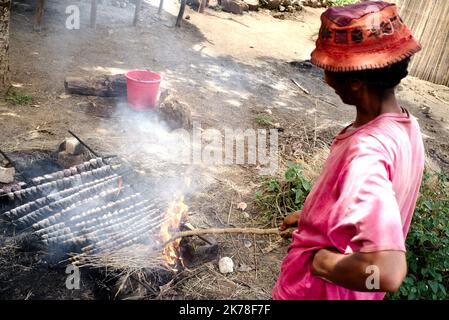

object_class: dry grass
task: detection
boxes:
[293,145,330,183]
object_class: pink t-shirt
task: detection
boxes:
[272,111,425,300]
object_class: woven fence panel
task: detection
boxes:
[392,0,449,86]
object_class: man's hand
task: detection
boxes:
[279,212,301,239]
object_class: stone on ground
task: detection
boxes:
[65,137,84,155]
[219,257,234,274]
[222,0,249,14]
[0,166,15,184]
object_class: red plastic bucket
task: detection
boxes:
[125,70,161,110]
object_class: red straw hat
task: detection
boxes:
[311,1,421,72]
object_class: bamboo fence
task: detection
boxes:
[393,0,449,86]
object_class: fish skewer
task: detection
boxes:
[4,174,119,220]
[15,178,125,227]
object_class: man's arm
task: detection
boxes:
[311,248,407,292]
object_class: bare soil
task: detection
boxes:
[1,0,448,299]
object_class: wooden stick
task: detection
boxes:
[90,0,98,29]
[163,227,292,246]
[198,0,206,13]
[34,0,44,31]
[291,79,310,95]
[133,0,142,26]
[158,0,164,15]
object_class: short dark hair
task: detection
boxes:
[327,58,410,90]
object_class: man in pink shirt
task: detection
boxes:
[272,1,425,300]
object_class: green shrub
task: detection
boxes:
[257,163,449,299]
[255,162,312,223]
[388,171,449,300]
[255,114,274,126]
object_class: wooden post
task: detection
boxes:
[176,0,186,28]
[34,0,44,31]
[133,0,142,26]
[199,0,206,13]
[90,0,98,29]
[158,0,164,15]
[0,0,11,95]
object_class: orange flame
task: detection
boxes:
[160,196,189,270]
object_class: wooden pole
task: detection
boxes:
[176,0,186,28]
[90,0,98,29]
[158,0,164,15]
[198,0,206,13]
[133,0,142,26]
[34,0,44,31]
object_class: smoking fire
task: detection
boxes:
[160,196,189,270]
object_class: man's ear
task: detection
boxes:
[349,78,364,91]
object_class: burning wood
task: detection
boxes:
[160,197,189,270]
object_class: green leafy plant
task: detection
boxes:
[328,0,360,7]
[255,162,312,223]
[255,114,274,126]
[388,171,449,300]
[5,91,33,105]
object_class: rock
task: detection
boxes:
[287,5,294,12]
[289,60,314,69]
[219,257,234,274]
[244,0,260,11]
[421,105,431,118]
[303,0,328,8]
[273,12,285,19]
[237,263,252,272]
[57,151,85,168]
[157,95,192,130]
[237,202,248,211]
[260,0,281,10]
[279,5,285,11]
[185,15,191,20]
[65,138,84,155]
[222,0,249,14]
[0,166,15,184]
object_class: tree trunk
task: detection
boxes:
[0,0,11,95]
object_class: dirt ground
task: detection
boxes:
[1,0,449,300]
